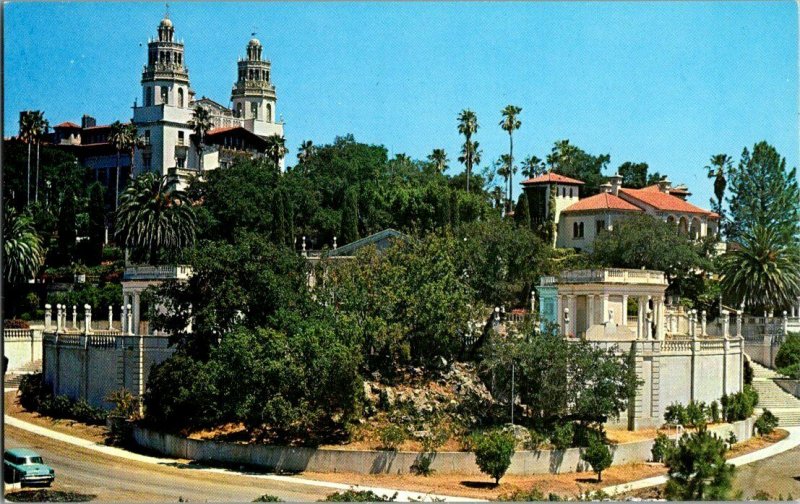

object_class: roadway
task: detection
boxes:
[732,443,800,499]
[4,423,333,502]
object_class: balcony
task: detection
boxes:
[123,265,193,281]
[558,268,667,285]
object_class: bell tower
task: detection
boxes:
[231,35,280,135]
[141,14,190,109]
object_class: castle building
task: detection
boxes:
[132,16,285,186]
[522,172,720,251]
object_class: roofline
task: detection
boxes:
[619,188,712,215]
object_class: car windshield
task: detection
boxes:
[25,456,44,464]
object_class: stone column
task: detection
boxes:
[601,294,609,323]
[721,309,729,338]
[569,295,577,336]
[56,304,63,332]
[563,305,571,338]
[72,305,78,330]
[126,304,133,336]
[688,310,695,337]
[108,305,114,331]
[736,310,742,338]
[782,311,789,336]
[45,304,52,331]
[622,294,629,326]
[587,295,595,327]
[700,310,707,337]
[121,304,128,334]
[637,296,645,339]
[723,330,730,396]
[646,309,653,339]
[83,304,92,335]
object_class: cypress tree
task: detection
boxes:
[283,188,295,247]
[340,189,359,245]
[87,182,106,265]
[272,189,286,246]
[57,189,77,265]
[514,192,531,229]
[450,191,461,228]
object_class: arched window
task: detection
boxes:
[160,86,168,105]
[178,88,184,108]
[266,104,272,122]
[251,102,258,119]
[569,188,573,197]
[236,103,243,117]
[579,222,584,238]
[573,222,579,238]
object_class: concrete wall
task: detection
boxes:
[775,379,800,399]
[42,332,174,409]
[3,329,42,371]
[132,416,755,476]
[744,336,780,368]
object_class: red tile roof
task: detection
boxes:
[619,188,712,215]
[562,192,643,213]
[206,126,240,135]
[54,121,80,129]
[521,172,584,185]
[640,183,691,195]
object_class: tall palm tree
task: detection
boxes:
[265,134,287,168]
[297,140,315,163]
[720,224,800,314]
[705,153,732,217]
[189,106,213,172]
[427,148,449,174]
[3,208,44,284]
[500,105,522,207]
[548,139,579,172]
[115,172,196,265]
[457,109,479,192]
[521,155,546,179]
[495,154,512,211]
[32,111,49,204]
[18,112,37,206]
[458,140,482,189]
[108,121,136,209]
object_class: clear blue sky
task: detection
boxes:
[5,2,798,209]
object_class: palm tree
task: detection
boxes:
[427,148,449,174]
[521,155,546,179]
[108,121,136,209]
[720,224,800,314]
[457,109,479,192]
[297,140,315,163]
[495,154,512,211]
[500,105,522,206]
[3,208,44,285]
[548,139,579,172]
[32,111,49,204]
[705,154,732,217]
[189,106,212,172]
[18,112,36,206]
[491,186,504,210]
[458,140,482,189]
[265,134,287,168]
[115,172,196,265]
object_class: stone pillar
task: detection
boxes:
[701,310,707,337]
[736,310,742,338]
[72,305,78,330]
[126,304,133,336]
[569,295,577,336]
[121,304,128,334]
[782,311,789,336]
[622,294,629,326]
[637,296,645,339]
[83,304,92,335]
[56,304,63,332]
[587,295,595,327]
[133,292,141,336]
[45,304,52,331]
[688,310,695,337]
[601,294,609,323]
[563,305,571,338]
[108,305,114,330]
[723,330,730,396]
[721,309,729,338]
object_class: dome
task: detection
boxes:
[160,17,173,28]
[248,37,261,47]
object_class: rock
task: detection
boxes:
[412,430,430,440]
[502,423,532,449]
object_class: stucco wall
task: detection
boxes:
[3,329,42,371]
[132,416,755,476]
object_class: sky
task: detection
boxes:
[5,1,799,210]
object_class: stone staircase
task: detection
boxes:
[3,359,42,390]
[749,359,800,427]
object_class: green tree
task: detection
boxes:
[272,189,287,246]
[664,428,735,500]
[500,105,522,206]
[108,121,137,208]
[617,161,648,189]
[189,106,213,172]
[719,225,800,314]
[775,332,800,379]
[3,208,44,284]
[457,109,479,193]
[705,154,732,226]
[427,148,449,174]
[340,189,359,245]
[57,189,77,264]
[86,182,106,265]
[115,172,196,265]
[546,140,610,195]
[31,110,49,204]
[265,134,287,168]
[18,111,37,206]
[520,155,545,179]
[297,139,315,164]
[473,429,515,485]
[513,193,530,229]
[581,434,613,482]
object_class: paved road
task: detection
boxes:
[733,444,800,499]
[4,423,333,502]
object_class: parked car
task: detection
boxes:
[4,448,55,486]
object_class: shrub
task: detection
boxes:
[775,332,800,375]
[70,399,107,425]
[410,452,435,476]
[550,422,574,450]
[473,429,516,485]
[685,400,708,427]
[744,360,754,385]
[378,424,407,450]
[581,434,613,482]
[499,488,563,501]
[18,373,46,411]
[253,495,283,502]
[723,386,759,422]
[664,428,735,500]
[324,490,396,501]
[664,403,688,426]
[754,410,779,435]
[41,395,72,417]
[710,401,720,424]
[4,318,30,329]
[726,431,738,448]
[651,433,676,463]
[526,428,546,450]
[105,389,140,419]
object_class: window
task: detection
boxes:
[596,219,605,234]
[143,130,150,145]
[573,221,585,239]
[178,88,184,108]
[160,87,168,105]
[251,102,258,120]
[176,157,185,169]
[236,103,243,117]
[143,154,151,171]
[266,104,272,122]
[178,131,184,146]
[145,87,153,106]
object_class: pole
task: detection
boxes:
[511,362,515,426]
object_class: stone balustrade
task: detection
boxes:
[559,268,667,285]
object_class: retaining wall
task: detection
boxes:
[3,329,42,371]
[132,417,755,476]
[774,379,800,399]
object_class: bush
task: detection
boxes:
[685,400,708,427]
[776,332,800,379]
[473,429,515,485]
[105,389,140,419]
[710,401,720,424]
[323,490,396,501]
[4,318,30,329]
[651,433,676,463]
[526,428,546,450]
[253,495,283,502]
[69,399,107,425]
[581,434,612,482]
[499,488,563,501]
[664,428,735,500]
[550,422,574,450]
[664,403,688,426]
[18,373,46,411]
[724,386,759,422]
[726,431,738,448]
[754,410,779,436]
[744,360,754,385]
[378,424,407,450]
[410,452,435,476]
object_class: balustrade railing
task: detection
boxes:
[3,328,34,339]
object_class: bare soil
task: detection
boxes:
[3,391,108,444]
